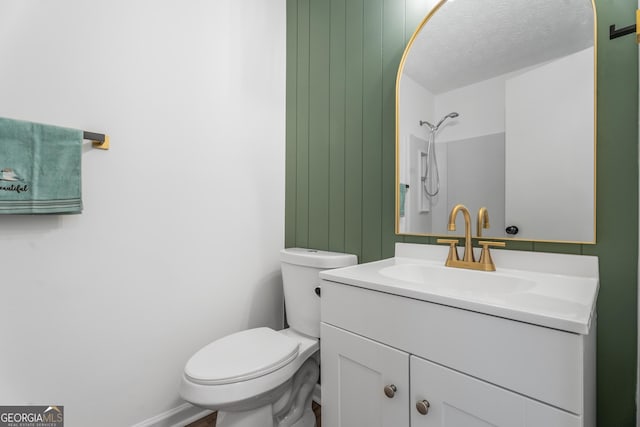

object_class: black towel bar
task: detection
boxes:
[609,23,636,40]
[610,10,640,41]
[83,131,110,150]
[83,131,104,142]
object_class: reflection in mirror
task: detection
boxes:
[396,0,595,243]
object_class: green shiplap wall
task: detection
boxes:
[285,0,639,424]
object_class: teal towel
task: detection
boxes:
[0,117,82,214]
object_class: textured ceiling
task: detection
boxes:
[403,0,594,94]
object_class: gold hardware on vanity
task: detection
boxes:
[437,239,460,263]
[438,204,505,271]
[478,240,506,271]
[477,207,490,237]
[448,204,474,262]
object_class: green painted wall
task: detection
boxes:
[285,0,639,424]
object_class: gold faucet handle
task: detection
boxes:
[476,207,490,237]
[437,238,460,264]
[478,241,506,271]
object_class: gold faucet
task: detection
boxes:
[448,204,474,262]
[477,207,489,237]
[437,204,505,271]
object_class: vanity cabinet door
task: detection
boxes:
[321,323,409,427]
[410,356,581,427]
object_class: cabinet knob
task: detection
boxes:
[383,384,397,398]
[416,399,430,415]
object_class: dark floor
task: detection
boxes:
[185,402,321,427]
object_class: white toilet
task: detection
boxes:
[179,248,357,427]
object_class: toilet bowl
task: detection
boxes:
[179,248,357,427]
[180,328,319,414]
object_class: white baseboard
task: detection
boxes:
[131,403,212,427]
[133,385,320,427]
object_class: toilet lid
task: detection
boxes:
[184,327,300,385]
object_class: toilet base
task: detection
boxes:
[290,408,315,427]
[216,406,316,427]
[216,358,319,427]
[217,405,274,427]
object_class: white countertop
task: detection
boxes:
[319,243,599,334]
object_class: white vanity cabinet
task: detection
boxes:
[410,355,581,427]
[321,323,410,427]
[320,279,595,427]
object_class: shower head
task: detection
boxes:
[419,112,459,132]
[434,112,459,130]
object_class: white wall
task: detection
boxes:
[505,47,594,242]
[435,73,507,143]
[398,75,435,233]
[431,76,508,235]
[399,71,508,236]
[399,49,593,241]
[445,133,506,237]
[0,1,286,426]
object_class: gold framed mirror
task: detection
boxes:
[395,0,596,243]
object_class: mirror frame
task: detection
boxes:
[394,0,597,244]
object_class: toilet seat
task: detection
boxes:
[185,328,300,385]
[180,328,319,411]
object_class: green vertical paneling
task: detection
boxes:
[361,0,384,262]
[404,0,426,42]
[588,0,639,424]
[308,0,331,249]
[532,242,582,255]
[401,1,427,249]
[329,0,347,252]
[344,0,364,257]
[590,233,638,427]
[403,234,430,245]
[285,0,298,248]
[295,0,310,248]
[501,240,534,252]
[286,0,639,423]
[381,0,406,259]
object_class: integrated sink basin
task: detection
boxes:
[379,262,536,296]
[319,243,599,334]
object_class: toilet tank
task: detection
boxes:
[280,248,357,338]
